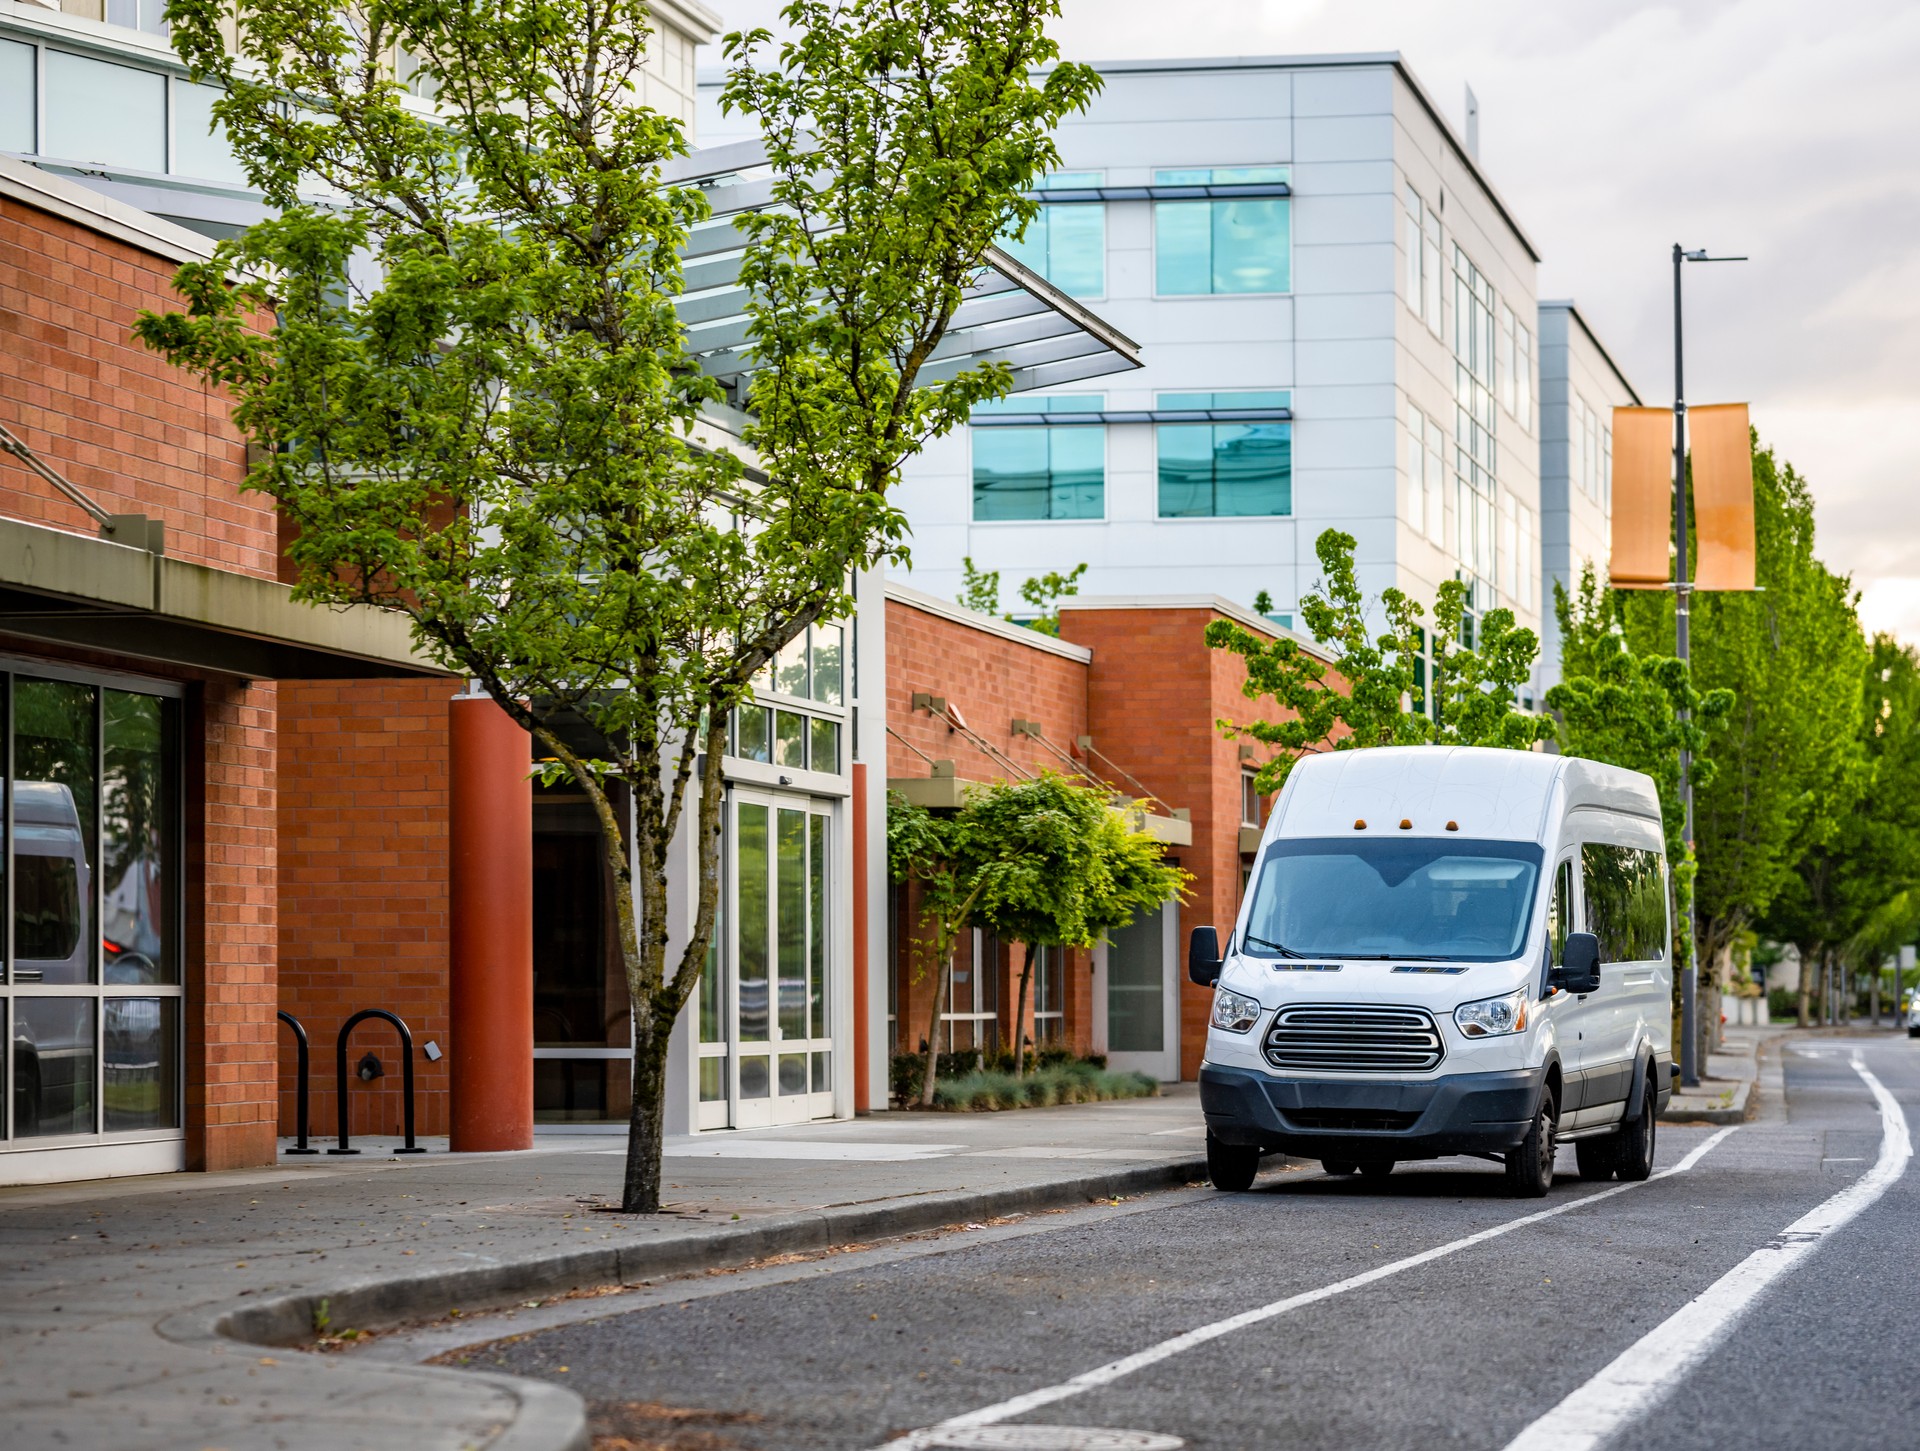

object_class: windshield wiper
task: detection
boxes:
[1242,931,1305,958]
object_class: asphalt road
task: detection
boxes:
[474,1033,1919,1451]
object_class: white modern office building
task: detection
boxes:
[1536,300,1642,683]
[855,54,1571,693]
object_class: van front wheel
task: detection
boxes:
[1504,1091,1557,1198]
[1207,1132,1261,1192]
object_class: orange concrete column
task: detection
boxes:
[448,692,533,1151]
[852,762,872,1113]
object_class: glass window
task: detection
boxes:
[774,634,808,698]
[102,690,175,985]
[698,1056,726,1101]
[105,0,169,35]
[170,79,246,187]
[1244,837,1545,962]
[776,809,807,1040]
[1406,406,1427,536]
[15,679,97,986]
[1515,323,1533,432]
[809,814,827,1039]
[736,804,769,1041]
[735,705,771,763]
[740,1055,770,1098]
[1502,493,1519,599]
[1547,860,1572,966]
[1156,391,1291,518]
[1581,844,1667,962]
[104,997,179,1130]
[971,395,1104,521]
[1423,416,1445,546]
[1404,185,1424,321]
[0,39,34,155]
[1602,426,1613,511]
[1155,167,1290,295]
[1498,304,1516,415]
[809,716,838,775]
[43,51,166,174]
[14,997,96,1137]
[810,623,844,706]
[1001,173,1105,298]
[773,711,805,769]
[1240,771,1262,828]
[1423,207,1443,335]
[1517,504,1535,611]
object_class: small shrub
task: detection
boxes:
[1766,987,1798,1021]
[926,1059,1158,1112]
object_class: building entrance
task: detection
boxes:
[697,790,834,1130]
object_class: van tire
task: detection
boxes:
[1321,1160,1358,1177]
[1613,1080,1657,1182]
[1504,1090,1557,1198]
[1207,1132,1261,1192]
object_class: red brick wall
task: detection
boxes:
[0,197,276,579]
[886,597,1090,783]
[1059,607,1335,1079]
[276,678,454,1138]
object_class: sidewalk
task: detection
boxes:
[0,1091,1211,1451]
[1661,1022,1793,1123]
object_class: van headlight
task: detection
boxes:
[1454,989,1529,1038]
[1209,987,1264,1034]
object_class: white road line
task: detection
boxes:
[876,1128,1739,1451]
[1500,1054,1910,1451]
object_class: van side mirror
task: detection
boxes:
[1188,925,1222,987]
[1553,932,1602,995]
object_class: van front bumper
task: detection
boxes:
[1199,1061,1547,1160]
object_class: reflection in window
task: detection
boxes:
[104,997,179,1130]
[773,711,805,769]
[776,809,807,1039]
[106,0,169,35]
[810,623,844,706]
[809,814,828,1039]
[170,80,247,187]
[1156,392,1291,518]
[14,997,95,1137]
[1000,173,1105,297]
[736,805,769,1041]
[15,679,96,986]
[103,690,175,985]
[971,396,1104,522]
[774,634,809,698]
[1155,167,1290,295]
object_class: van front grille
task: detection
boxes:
[1262,1005,1445,1074]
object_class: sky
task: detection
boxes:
[702,1,1920,641]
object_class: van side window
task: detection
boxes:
[1580,843,1667,962]
[1547,860,1572,966]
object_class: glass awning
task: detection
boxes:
[659,138,1142,403]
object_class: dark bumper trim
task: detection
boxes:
[1199,1061,1548,1160]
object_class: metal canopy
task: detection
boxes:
[659,140,1142,400]
[1020,181,1292,204]
[971,406,1294,428]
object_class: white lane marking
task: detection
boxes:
[876,1128,1739,1451]
[1500,1054,1909,1451]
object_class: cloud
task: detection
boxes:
[705,0,1920,641]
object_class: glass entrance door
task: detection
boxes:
[1105,899,1180,1082]
[708,791,833,1130]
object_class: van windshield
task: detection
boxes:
[1242,837,1544,962]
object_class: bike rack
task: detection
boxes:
[328,1009,427,1155]
[276,1010,318,1154]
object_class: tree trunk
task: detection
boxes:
[1011,941,1037,1079]
[622,1023,670,1213]
[919,938,955,1108]
[1796,942,1817,1029]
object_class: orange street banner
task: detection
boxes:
[1689,403,1757,591]
[1610,406,1674,589]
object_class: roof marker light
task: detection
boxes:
[1399,818,1412,830]
[1354,818,1367,830]
[1445,820,1459,832]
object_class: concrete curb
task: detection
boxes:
[157,1154,1210,1451]
[1659,1075,1754,1125]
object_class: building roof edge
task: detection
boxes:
[883,579,1095,663]
[1540,299,1643,405]
[0,153,216,267]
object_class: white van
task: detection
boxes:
[1193,746,1673,1198]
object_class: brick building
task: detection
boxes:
[884,582,1330,1087]
[0,157,443,1183]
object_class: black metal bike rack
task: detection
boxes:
[329,1008,427,1155]
[276,1010,318,1154]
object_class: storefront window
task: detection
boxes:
[3,668,182,1153]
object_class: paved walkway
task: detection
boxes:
[0,1092,1209,1451]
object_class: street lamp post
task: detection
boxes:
[1672,243,1745,1089]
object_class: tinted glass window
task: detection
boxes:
[1581,844,1666,962]
[1244,837,1544,962]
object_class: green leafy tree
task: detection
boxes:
[886,792,993,1106]
[1207,529,1552,793]
[965,774,1189,1077]
[139,0,1097,1211]
[1016,562,1087,637]
[1546,566,1733,978]
[1617,438,1866,1051]
[959,556,1003,615]
[1764,636,1920,1025]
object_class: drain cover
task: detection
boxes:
[928,1429,1183,1450]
